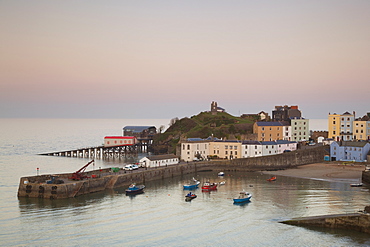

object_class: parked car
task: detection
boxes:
[124,165,133,171]
[131,164,139,170]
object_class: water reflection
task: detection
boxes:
[16,171,370,246]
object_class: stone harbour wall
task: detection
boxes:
[18,146,328,199]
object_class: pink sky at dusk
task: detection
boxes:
[1,1,369,119]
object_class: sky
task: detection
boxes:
[1,0,369,120]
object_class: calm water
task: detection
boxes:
[1,119,369,247]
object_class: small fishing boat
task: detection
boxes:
[219,181,226,185]
[185,192,197,201]
[267,176,276,182]
[202,181,218,191]
[183,177,200,190]
[233,191,252,203]
[125,183,145,195]
[218,172,225,176]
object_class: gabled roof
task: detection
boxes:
[123,126,156,132]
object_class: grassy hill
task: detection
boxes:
[150,111,257,154]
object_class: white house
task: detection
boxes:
[261,141,278,156]
[139,154,179,168]
[241,141,262,158]
[276,140,297,154]
[180,138,211,162]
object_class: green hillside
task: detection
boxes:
[150,111,256,154]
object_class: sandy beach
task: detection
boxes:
[262,162,367,183]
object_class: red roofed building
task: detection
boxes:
[104,136,137,147]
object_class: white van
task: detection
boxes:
[124,164,133,171]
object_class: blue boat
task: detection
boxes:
[183,177,200,190]
[233,191,252,203]
[125,183,145,195]
[185,192,197,201]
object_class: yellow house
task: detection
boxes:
[253,122,284,141]
[208,141,241,159]
[328,112,355,141]
[353,120,369,140]
[328,113,341,141]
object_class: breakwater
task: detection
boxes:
[18,146,328,199]
[280,209,370,234]
[18,163,198,199]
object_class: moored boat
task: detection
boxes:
[202,181,218,191]
[218,172,225,176]
[183,177,200,190]
[125,183,145,195]
[233,191,252,203]
[267,176,276,182]
[185,192,197,201]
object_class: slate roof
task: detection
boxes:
[261,141,277,145]
[145,154,178,161]
[123,126,156,132]
[256,122,284,126]
[276,140,297,144]
[242,140,261,145]
[338,141,369,147]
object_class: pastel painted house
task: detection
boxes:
[276,140,297,154]
[261,141,278,156]
[330,141,370,162]
[241,141,262,158]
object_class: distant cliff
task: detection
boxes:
[150,111,256,154]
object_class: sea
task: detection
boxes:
[0,118,369,247]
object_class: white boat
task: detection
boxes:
[218,172,225,176]
[219,181,226,185]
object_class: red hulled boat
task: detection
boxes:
[202,181,218,191]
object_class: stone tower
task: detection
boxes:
[211,101,218,115]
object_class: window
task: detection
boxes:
[187,145,190,150]
[234,146,237,149]
[225,151,228,155]
[235,151,237,155]
[225,146,228,149]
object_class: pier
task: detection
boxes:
[39,142,151,159]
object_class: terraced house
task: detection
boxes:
[253,122,286,141]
